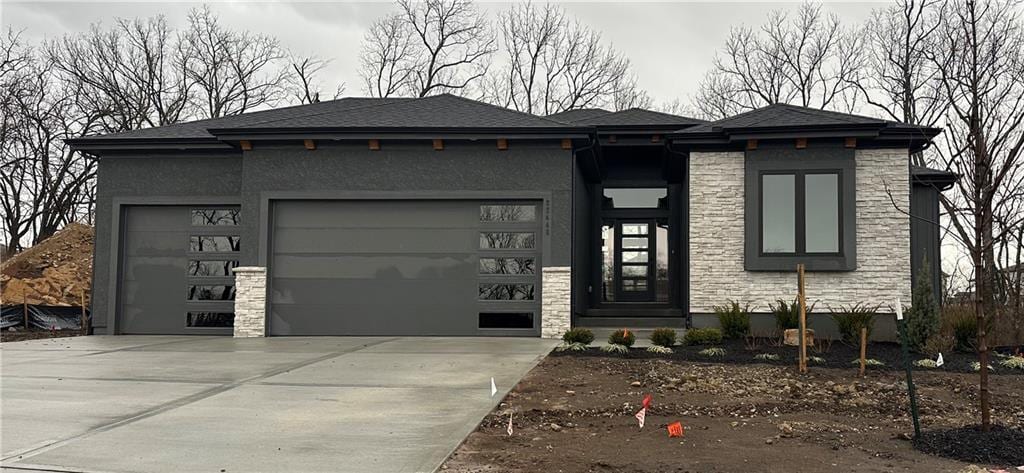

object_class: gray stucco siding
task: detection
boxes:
[238,141,574,268]
[91,154,242,333]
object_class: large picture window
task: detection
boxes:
[759,171,840,255]
[744,145,856,271]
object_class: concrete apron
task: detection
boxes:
[0,336,556,473]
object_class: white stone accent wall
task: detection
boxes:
[541,266,571,339]
[688,149,911,313]
[232,266,267,337]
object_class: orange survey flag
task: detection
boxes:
[667,421,684,438]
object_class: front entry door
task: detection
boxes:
[614,220,656,302]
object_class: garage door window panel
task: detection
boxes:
[191,209,240,226]
[186,311,234,328]
[479,204,537,222]
[478,283,535,300]
[188,260,239,277]
[479,257,535,275]
[187,285,236,301]
[189,235,240,253]
[478,312,534,329]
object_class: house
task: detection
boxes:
[68,95,955,340]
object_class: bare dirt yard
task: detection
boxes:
[442,348,1024,473]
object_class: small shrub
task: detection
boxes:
[608,329,636,347]
[905,256,940,352]
[556,342,589,352]
[808,355,826,364]
[830,303,880,344]
[714,301,751,339]
[922,332,955,357]
[944,306,978,352]
[743,335,761,351]
[562,328,595,345]
[601,344,630,355]
[914,359,939,369]
[850,358,885,367]
[997,355,1024,370]
[646,345,673,354]
[699,347,726,358]
[812,337,834,354]
[650,328,677,348]
[684,327,723,345]
[754,353,780,361]
[769,299,814,331]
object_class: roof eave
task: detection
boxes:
[65,137,231,154]
[207,126,594,138]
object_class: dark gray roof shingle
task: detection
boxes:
[545,108,612,123]
[678,103,933,134]
[569,108,705,127]
[215,94,574,132]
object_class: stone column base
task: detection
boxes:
[541,266,571,339]
[233,267,267,338]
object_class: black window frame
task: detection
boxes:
[744,144,857,272]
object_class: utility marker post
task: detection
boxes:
[895,301,921,438]
[797,264,807,374]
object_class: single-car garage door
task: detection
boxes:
[119,206,240,334]
[269,200,542,336]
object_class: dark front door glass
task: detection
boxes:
[601,219,664,303]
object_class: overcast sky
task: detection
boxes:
[4,1,884,106]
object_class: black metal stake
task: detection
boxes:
[898,315,921,438]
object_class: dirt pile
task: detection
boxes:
[1,223,94,306]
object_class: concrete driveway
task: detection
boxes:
[0,336,556,472]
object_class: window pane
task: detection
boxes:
[622,237,648,249]
[621,265,647,277]
[603,188,667,208]
[656,223,669,302]
[191,209,239,226]
[187,312,234,328]
[479,232,536,249]
[478,284,535,300]
[479,258,535,275]
[188,260,239,277]
[622,251,648,263]
[479,312,533,329]
[601,225,615,302]
[622,279,647,291]
[622,224,648,236]
[761,174,796,253]
[187,285,236,300]
[189,236,240,252]
[805,173,840,253]
[480,205,536,222]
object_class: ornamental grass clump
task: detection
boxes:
[601,329,635,355]
[830,303,879,344]
[714,301,751,339]
[699,347,726,358]
[754,353,780,361]
[914,359,939,369]
[808,356,826,365]
[769,299,814,331]
[850,358,885,368]
[557,328,595,351]
[997,355,1024,370]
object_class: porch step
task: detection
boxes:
[576,315,686,328]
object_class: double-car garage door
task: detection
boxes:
[118,200,542,336]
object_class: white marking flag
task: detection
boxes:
[895,298,903,320]
[490,377,497,397]
[507,412,513,436]
[635,407,646,429]
[936,353,945,367]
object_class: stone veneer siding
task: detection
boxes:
[541,266,571,339]
[232,266,267,337]
[688,149,911,313]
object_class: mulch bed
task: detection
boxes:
[1,329,86,343]
[553,338,1024,375]
[443,352,1024,473]
[915,425,1024,465]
